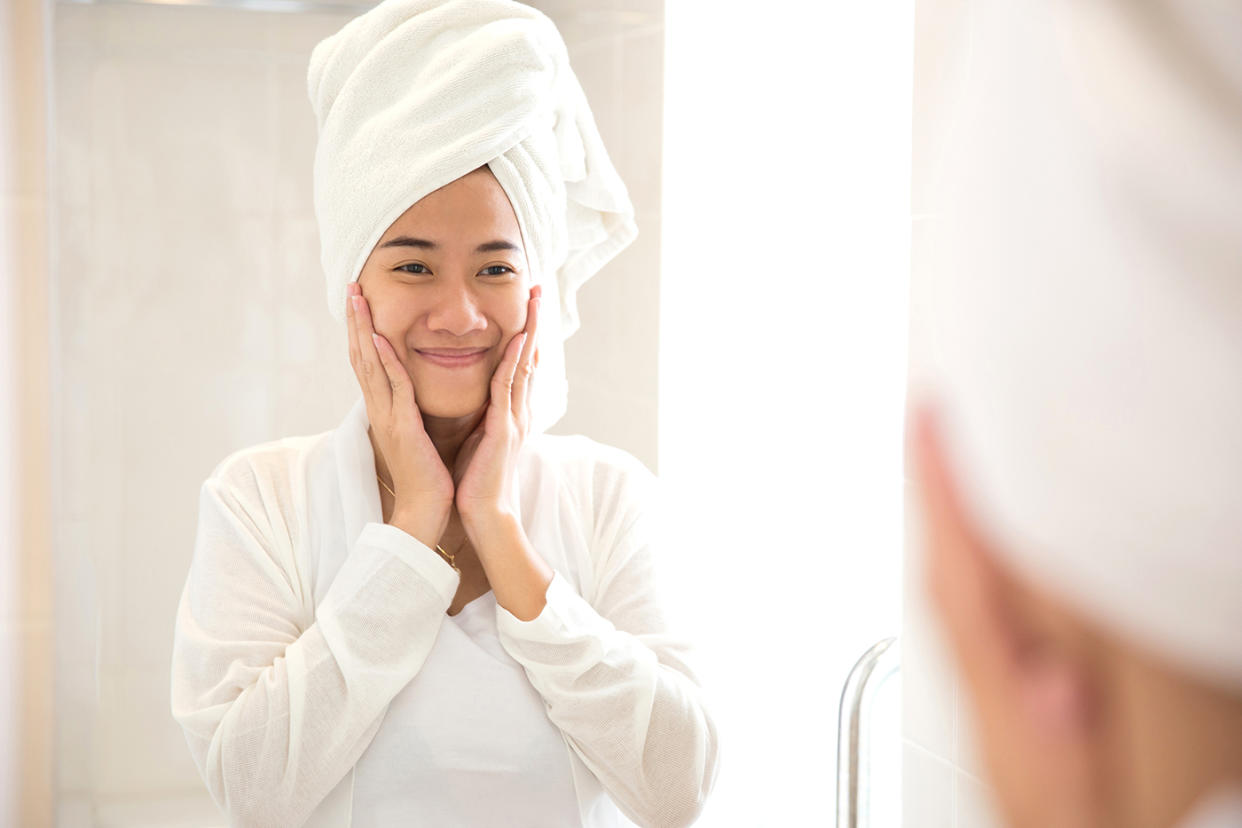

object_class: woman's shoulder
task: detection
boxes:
[523,432,659,523]
[525,435,664,565]
[525,432,654,482]
[204,427,334,499]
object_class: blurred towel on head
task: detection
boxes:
[917,0,1242,690]
[306,0,637,433]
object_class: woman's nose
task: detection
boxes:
[424,282,488,336]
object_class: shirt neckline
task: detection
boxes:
[448,589,496,620]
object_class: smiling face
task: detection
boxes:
[356,165,531,419]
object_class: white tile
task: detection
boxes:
[904,739,954,828]
[52,518,102,791]
[567,36,624,203]
[50,12,98,212]
[270,53,321,217]
[94,789,226,828]
[615,26,663,215]
[955,769,1004,828]
[556,210,659,467]
[566,26,621,103]
[865,669,904,827]
[954,681,988,780]
[535,4,663,43]
[267,8,356,60]
[82,45,274,223]
[902,480,958,760]
[96,3,268,56]
[55,792,95,828]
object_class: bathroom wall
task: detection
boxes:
[47,1,662,823]
[903,1,1002,825]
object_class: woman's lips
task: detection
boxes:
[413,348,488,368]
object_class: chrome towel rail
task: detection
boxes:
[836,636,899,828]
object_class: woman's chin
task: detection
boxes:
[415,391,489,420]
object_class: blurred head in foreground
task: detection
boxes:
[909,2,1242,827]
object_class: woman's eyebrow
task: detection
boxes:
[378,235,521,254]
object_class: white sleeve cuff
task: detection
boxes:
[346,521,462,604]
[494,569,618,647]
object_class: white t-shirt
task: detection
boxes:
[350,587,581,827]
[170,395,720,827]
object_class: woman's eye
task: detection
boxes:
[395,263,512,276]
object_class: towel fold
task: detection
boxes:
[921,0,1242,692]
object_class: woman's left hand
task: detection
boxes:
[453,284,541,535]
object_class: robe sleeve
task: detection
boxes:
[170,463,460,828]
[494,448,722,828]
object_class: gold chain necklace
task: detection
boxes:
[376,472,460,574]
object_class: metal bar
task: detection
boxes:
[836,636,899,828]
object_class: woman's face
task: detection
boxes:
[356,166,531,419]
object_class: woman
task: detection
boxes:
[169,1,720,826]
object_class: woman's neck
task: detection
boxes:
[369,405,488,486]
[423,406,488,469]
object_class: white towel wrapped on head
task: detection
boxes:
[307,0,637,433]
[920,0,1242,692]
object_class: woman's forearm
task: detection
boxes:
[466,509,555,622]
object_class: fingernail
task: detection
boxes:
[352,295,361,311]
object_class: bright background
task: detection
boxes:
[660,3,912,824]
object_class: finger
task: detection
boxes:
[523,345,538,428]
[371,330,420,429]
[512,290,540,419]
[346,283,359,371]
[452,428,484,487]
[347,285,381,413]
[491,331,527,423]
[350,289,393,411]
[911,401,1015,696]
[346,282,377,413]
[913,403,982,643]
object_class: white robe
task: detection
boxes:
[169,395,719,827]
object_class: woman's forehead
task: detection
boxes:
[380,170,522,250]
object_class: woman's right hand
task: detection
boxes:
[346,280,454,549]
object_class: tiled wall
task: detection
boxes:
[903,1,1002,825]
[47,1,661,822]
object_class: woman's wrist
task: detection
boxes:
[388,508,447,554]
[460,506,521,554]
